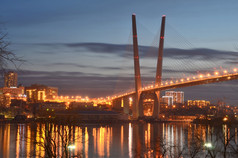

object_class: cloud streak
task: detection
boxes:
[30,42,238,61]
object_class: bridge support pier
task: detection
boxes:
[112,98,122,111]
[132,93,144,119]
[152,91,160,119]
[123,96,130,114]
[132,14,143,120]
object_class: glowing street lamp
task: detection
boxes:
[234,68,237,72]
[214,71,219,75]
[223,117,228,121]
[204,142,213,148]
[68,144,76,149]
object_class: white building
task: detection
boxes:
[162,96,173,106]
[164,91,184,104]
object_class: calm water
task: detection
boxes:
[0,122,238,158]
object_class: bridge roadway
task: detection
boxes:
[112,72,238,100]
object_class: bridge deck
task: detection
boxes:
[112,73,238,99]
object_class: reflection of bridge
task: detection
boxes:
[111,14,238,120]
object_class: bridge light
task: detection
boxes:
[170,81,173,84]
[150,85,153,88]
[223,70,227,74]
[199,74,203,78]
[187,78,190,81]
[161,83,163,86]
[176,80,178,83]
[207,73,211,77]
[193,76,196,79]
[165,82,168,85]
[180,79,184,82]
[214,71,219,75]
[155,84,158,87]
[233,68,237,72]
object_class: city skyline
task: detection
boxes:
[1,0,238,104]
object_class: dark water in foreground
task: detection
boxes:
[0,122,238,158]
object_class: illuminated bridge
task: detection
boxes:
[111,14,238,120]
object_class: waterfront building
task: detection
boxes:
[0,86,25,107]
[4,71,18,87]
[187,100,210,107]
[25,84,58,103]
[164,91,184,104]
[162,96,173,106]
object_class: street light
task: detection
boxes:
[204,142,213,148]
[68,144,76,149]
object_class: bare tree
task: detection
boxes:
[0,28,24,71]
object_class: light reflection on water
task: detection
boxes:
[0,122,238,157]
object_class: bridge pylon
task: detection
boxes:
[132,14,143,119]
[153,15,166,118]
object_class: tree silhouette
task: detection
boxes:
[0,28,24,71]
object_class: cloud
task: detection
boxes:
[49,62,122,70]
[31,42,238,61]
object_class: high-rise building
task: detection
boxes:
[4,71,18,88]
[162,96,173,106]
[164,91,184,104]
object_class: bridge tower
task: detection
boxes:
[132,14,143,119]
[153,15,166,118]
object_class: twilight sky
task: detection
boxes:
[1,0,238,104]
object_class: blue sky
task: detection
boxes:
[1,0,238,104]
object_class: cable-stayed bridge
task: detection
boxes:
[111,14,238,120]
